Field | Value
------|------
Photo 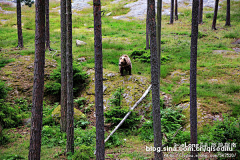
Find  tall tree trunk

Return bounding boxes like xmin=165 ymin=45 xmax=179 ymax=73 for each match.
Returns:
xmin=212 ymin=0 xmax=219 ymax=30
xmin=199 ymin=0 xmax=203 ymax=24
xmin=60 ymin=0 xmax=67 ymax=133
xmin=149 ymin=0 xmax=163 ymax=159
xmin=146 ymin=2 xmax=150 ymax=50
xmin=170 ymin=0 xmax=174 ymax=24
xmin=225 ymin=0 xmax=230 ymax=26
xmin=17 ymin=0 xmax=23 ymax=48
xmin=93 ymin=0 xmax=105 ymax=158
xmin=66 ymin=0 xmax=74 ymax=154
xmin=190 ymin=0 xmax=199 ymax=159
xmin=45 ymin=0 xmax=50 ymax=50
xmin=174 ymin=0 xmax=178 ymax=20
xmin=157 ymin=0 xmax=162 ymax=81
xmin=28 ymin=0 xmax=45 ymax=159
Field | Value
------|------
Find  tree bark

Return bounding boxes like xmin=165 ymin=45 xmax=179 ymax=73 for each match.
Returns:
xmin=17 ymin=0 xmax=23 ymax=48
xmin=146 ymin=1 xmax=150 ymax=50
xmin=66 ymin=0 xmax=74 ymax=154
xmin=225 ymin=0 xmax=230 ymax=26
xmin=199 ymin=0 xmax=203 ymax=24
xmin=93 ymin=0 xmax=105 ymax=158
xmin=60 ymin=0 xmax=67 ymax=133
xmin=212 ymin=0 xmax=219 ymax=30
xmin=190 ymin=0 xmax=199 ymax=159
xmin=157 ymin=0 xmax=162 ymax=83
xmin=28 ymin=0 xmax=45 ymax=159
xmin=170 ymin=0 xmax=174 ymax=24
xmin=149 ymin=0 xmax=163 ymax=159
xmin=45 ymin=0 xmax=50 ymax=50
xmin=174 ymin=0 xmax=178 ymax=20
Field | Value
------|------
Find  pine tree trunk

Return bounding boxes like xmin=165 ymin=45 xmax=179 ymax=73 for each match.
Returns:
xmin=146 ymin=2 xmax=150 ymax=50
xmin=60 ymin=0 xmax=67 ymax=133
xmin=66 ymin=0 xmax=74 ymax=154
xmin=170 ymin=0 xmax=174 ymax=24
xmin=190 ymin=0 xmax=199 ymax=159
xmin=17 ymin=0 xmax=23 ymax=48
xmin=199 ymin=0 xmax=203 ymax=24
xmin=149 ymin=0 xmax=163 ymax=159
xmin=93 ymin=0 xmax=105 ymax=158
xmin=225 ymin=0 xmax=230 ymax=26
xmin=212 ymin=0 xmax=219 ymax=30
xmin=157 ymin=0 xmax=162 ymax=81
xmin=174 ymin=0 xmax=178 ymax=20
xmin=45 ymin=0 xmax=50 ymax=50
xmin=28 ymin=0 xmax=45 ymax=159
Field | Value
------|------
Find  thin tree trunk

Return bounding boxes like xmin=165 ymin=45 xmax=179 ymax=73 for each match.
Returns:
xmin=212 ymin=0 xmax=219 ymax=30
xmin=60 ymin=0 xmax=67 ymax=133
xmin=190 ymin=0 xmax=199 ymax=159
xmin=93 ymin=0 xmax=105 ymax=158
xmin=28 ymin=0 xmax=45 ymax=159
xmin=157 ymin=0 xmax=162 ymax=84
xmin=45 ymin=0 xmax=50 ymax=50
xmin=17 ymin=0 xmax=23 ymax=48
xmin=170 ymin=0 xmax=174 ymax=24
xmin=174 ymin=0 xmax=178 ymax=20
xmin=225 ymin=0 xmax=230 ymax=26
xmin=146 ymin=2 xmax=150 ymax=50
xmin=66 ymin=0 xmax=74 ymax=154
xmin=149 ymin=0 xmax=163 ymax=158
xmin=199 ymin=0 xmax=203 ymax=24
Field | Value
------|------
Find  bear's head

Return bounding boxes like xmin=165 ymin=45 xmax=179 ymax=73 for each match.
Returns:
xmin=119 ymin=56 xmax=127 ymax=66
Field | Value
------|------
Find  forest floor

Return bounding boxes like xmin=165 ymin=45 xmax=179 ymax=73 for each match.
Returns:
xmin=0 ymin=0 xmax=240 ymax=159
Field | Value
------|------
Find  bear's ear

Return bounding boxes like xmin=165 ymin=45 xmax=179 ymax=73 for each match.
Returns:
xmin=124 ymin=55 xmax=128 ymax=57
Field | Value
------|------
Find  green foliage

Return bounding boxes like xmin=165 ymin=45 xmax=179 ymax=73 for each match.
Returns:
xmin=74 ymin=127 xmax=96 ymax=147
xmin=14 ymin=98 xmax=31 ymax=112
xmin=105 ymin=106 xmax=140 ymax=128
xmin=74 ymin=97 xmax=86 ymax=107
xmin=138 ymin=108 xmax=185 ymax=144
xmin=1 ymin=154 xmax=25 ymax=160
xmin=45 ymin=62 xmax=89 ymax=98
xmin=105 ymin=88 xmax=141 ymax=128
xmin=199 ymin=115 xmax=240 ymax=158
xmin=73 ymin=145 xmax=95 ymax=160
xmin=0 ymin=80 xmax=10 ymax=99
xmin=74 ymin=119 xmax=90 ymax=129
xmin=223 ymin=31 xmax=239 ymax=39
xmin=0 ymin=58 xmax=14 ymax=70
xmin=105 ymin=132 xmax=124 ymax=148
xmin=0 ymin=99 xmax=23 ymax=128
xmin=109 ymin=87 xmax=124 ymax=106
xmin=130 ymin=49 xmax=171 ymax=64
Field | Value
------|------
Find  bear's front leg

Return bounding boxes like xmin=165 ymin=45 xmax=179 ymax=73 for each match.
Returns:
xmin=120 ymin=68 xmax=124 ymax=76
xmin=129 ymin=68 xmax=132 ymax=75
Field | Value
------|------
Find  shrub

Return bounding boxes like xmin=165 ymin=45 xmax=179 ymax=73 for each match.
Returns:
xmin=0 ymin=99 xmax=23 ymax=128
xmin=138 ymin=108 xmax=185 ymax=144
xmin=73 ymin=145 xmax=95 ymax=160
xmin=104 ymin=88 xmax=141 ymax=129
xmin=105 ymin=132 xmax=124 ymax=148
xmin=130 ymin=49 xmax=171 ymax=64
xmin=74 ymin=97 xmax=87 ymax=108
xmin=0 ymin=80 xmax=10 ymax=99
xmin=45 ymin=62 xmax=89 ymax=97
xmin=199 ymin=115 xmax=240 ymax=158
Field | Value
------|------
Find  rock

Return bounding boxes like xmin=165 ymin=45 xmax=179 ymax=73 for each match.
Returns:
xmin=23 ymin=118 xmax=31 ymax=126
xmin=103 ymin=85 xmax=108 ymax=93
xmin=51 ymin=105 xmax=86 ymax=123
xmin=76 ymin=40 xmax=87 ymax=46
xmin=231 ymin=39 xmax=240 ymax=44
xmin=77 ymin=57 xmax=86 ymax=62
xmin=106 ymin=73 xmax=115 ymax=77
xmin=212 ymin=50 xmax=235 ymax=54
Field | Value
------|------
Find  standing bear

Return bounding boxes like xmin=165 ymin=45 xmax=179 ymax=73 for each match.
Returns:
xmin=119 ymin=55 xmax=132 ymax=76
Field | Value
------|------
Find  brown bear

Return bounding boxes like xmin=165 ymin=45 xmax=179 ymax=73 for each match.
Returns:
xmin=119 ymin=55 xmax=132 ymax=76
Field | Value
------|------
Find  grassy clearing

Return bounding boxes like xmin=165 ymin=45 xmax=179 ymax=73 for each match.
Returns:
xmin=0 ymin=0 xmax=239 ymax=159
